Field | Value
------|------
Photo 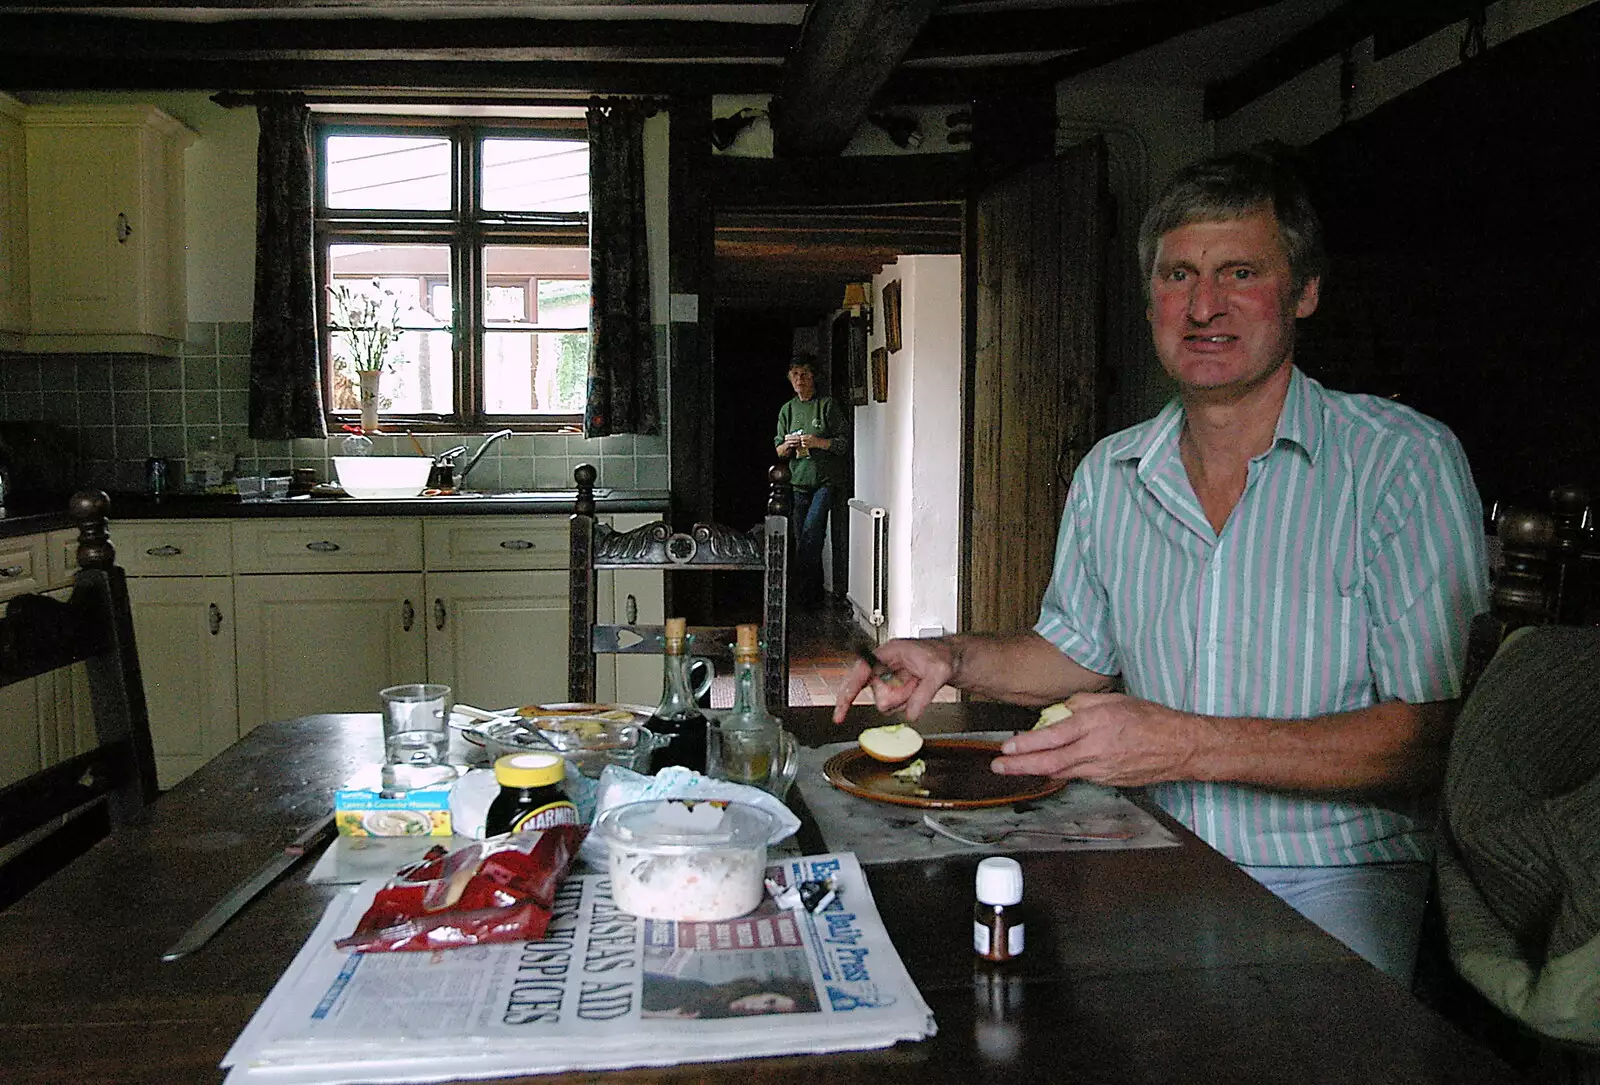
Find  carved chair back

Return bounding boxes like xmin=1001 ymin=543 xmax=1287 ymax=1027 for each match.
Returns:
xmin=568 ymin=463 xmax=792 ymax=716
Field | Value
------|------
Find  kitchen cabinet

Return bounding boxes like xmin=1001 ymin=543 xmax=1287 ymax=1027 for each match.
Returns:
xmin=22 ymin=104 xmax=193 ymax=355
xmin=115 ymin=520 xmax=239 ymax=789
xmin=0 ymin=529 xmax=88 ymax=802
xmin=234 ymin=572 xmax=427 ymax=731
xmin=0 ymin=93 xmax=27 ymax=349
xmin=115 ymin=510 xmax=663 ymax=777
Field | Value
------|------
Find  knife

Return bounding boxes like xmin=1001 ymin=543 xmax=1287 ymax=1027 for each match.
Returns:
xmin=161 ymin=813 xmax=336 ymax=962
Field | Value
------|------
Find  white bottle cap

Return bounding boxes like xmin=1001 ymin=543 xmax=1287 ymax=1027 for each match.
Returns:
xmin=975 ymin=856 xmax=1023 ymax=906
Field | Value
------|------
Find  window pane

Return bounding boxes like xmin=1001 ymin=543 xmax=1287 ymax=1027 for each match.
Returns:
xmin=328 ymin=243 xmax=454 ymax=416
xmin=482 ymin=138 xmax=588 ymax=213
xmin=326 ymin=135 xmax=452 ymax=211
xmin=483 ymin=245 xmax=588 ymax=329
xmin=484 ymin=331 xmax=588 ymax=415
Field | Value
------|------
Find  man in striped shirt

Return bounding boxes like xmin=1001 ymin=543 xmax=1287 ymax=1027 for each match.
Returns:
xmin=833 ymin=148 xmax=1490 ymax=981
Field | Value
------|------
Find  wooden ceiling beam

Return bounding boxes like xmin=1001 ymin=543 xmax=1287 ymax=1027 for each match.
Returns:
xmin=1203 ymin=1 xmax=1374 ymax=121
xmin=1039 ymin=0 xmax=1283 ymax=85
xmin=909 ymin=2 xmax=1185 ymax=59
xmin=769 ymin=0 xmax=941 ymax=159
xmin=0 ymin=56 xmax=781 ymax=94
xmin=0 ymin=13 xmax=793 ymax=61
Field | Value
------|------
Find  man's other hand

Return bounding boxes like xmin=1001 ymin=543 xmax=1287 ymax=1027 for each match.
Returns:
xmin=992 ymin=692 xmax=1199 ymax=786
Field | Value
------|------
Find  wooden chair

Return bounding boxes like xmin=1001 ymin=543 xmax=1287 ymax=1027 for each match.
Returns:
xmin=568 ymin=462 xmax=792 ymax=716
xmin=0 ymin=491 xmax=157 ymax=909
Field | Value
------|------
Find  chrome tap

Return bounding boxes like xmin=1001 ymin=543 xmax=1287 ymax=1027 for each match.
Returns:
xmin=457 ymin=429 xmax=515 ymax=488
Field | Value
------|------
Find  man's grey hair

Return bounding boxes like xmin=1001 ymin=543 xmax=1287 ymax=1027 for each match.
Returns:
xmin=1137 ymin=146 xmax=1326 ymax=296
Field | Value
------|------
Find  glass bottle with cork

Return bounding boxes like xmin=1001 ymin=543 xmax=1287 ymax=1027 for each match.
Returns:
xmin=646 ymin=616 xmax=709 ymax=774
xmin=708 ymin=623 xmax=793 ymax=793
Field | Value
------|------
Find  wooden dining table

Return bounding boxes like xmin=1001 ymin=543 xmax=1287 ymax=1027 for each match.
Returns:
xmin=0 ymin=702 xmax=1523 ymax=1084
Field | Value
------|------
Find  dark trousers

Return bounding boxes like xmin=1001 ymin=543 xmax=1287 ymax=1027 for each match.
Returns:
xmin=790 ymin=484 xmax=834 ymax=607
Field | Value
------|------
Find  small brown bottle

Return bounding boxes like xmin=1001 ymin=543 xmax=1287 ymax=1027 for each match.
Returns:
xmin=973 ymin=856 xmax=1025 ymax=962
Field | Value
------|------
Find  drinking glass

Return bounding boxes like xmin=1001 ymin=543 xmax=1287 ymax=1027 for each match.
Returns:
xmin=379 ymin=683 xmax=453 ymax=780
xmin=707 ymin=720 xmax=798 ymax=799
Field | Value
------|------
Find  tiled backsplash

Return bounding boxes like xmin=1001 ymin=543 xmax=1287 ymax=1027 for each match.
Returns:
xmin=0 ymin=321 xmax=669 ymax=494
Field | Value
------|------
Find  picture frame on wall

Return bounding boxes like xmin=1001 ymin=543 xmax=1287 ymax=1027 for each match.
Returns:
xmin=871 ymin=347 xmax=888 ymax=403
xmin=883 ymin=279 xmax=903 ymax=352
xmin=836 ymin=309 xmax=869 ymax=406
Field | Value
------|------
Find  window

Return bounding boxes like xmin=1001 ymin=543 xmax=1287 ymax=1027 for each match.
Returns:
xmin=315 ymin=119 xmax=590 ymax=431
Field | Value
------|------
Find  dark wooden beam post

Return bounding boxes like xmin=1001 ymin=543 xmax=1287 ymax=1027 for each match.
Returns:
xmin=770 ymin=0 xmax=941 ymax=159
xmin=668 ymin=95 xmax=716 ymax=624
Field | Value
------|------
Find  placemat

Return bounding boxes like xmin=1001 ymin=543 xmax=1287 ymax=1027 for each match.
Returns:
xmin=794 ymin=734 xmax=1178 ymax=865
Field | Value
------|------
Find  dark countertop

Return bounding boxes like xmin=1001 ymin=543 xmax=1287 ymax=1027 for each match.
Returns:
xmin=0 ymin=488 xmax=671 ymax=540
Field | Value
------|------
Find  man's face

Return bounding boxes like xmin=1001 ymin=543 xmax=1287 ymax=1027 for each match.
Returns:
xmin=1146 ymin=209 xmax=1320 ymax=398
xmin=788 ymin=365 xmax=816 ymax=400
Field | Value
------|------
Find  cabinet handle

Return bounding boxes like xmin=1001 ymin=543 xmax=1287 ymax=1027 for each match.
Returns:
xmin=208 ymin=602 xmax=223 ymax=636
xmin=306 ymin=540 xmax=341 ymax=553
xmin=625 ymin=593 xmax=638 ymax=624
xmin=0 ymin=565 xmax=23 ymax=579
xmin=116 ymin=212 xmax=132 ymax=244
xmin=402 ymin=599 xmax=415 ymax=632
xmin=498 ymin=539 xmax=535 ymax=551
xmin=146 ymin=545 xmax=183 ymax=557
xmin=434 ymin=598 xmax=447 ymax=631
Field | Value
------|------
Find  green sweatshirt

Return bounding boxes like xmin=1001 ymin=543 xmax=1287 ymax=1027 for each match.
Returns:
xmin=774 ymin=395 xmax=850 ymax=490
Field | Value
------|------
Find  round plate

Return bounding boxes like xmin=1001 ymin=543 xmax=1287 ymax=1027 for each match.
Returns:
xmin=822 ymin=737 xmax=1067 ymax=810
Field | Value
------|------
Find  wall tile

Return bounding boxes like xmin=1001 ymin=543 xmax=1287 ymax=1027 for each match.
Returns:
xmin=114 ymin=391 xmax=150 ymax=426
xmin=218 ymin=322 xmax=252 ymax=356
xmin=39 ymin=362 xmax=76 ymax=392
xmin=218 ymin=356 xmax=251 ymax=390
xmin=183 ymin=356 xmax=220 ymax=389
xmin=148 ymin=358 xmax=184 ymax=390
xmin=185 ymin=322 xmax=218 ymax=355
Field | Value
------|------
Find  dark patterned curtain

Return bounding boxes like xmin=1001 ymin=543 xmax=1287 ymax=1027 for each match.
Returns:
xmin=584 ymin=100 xmax=659 ymax=437
xmin=249 ymin=95 xmax=327 ymax=439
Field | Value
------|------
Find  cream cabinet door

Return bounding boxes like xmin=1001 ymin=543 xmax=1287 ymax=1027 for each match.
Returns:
xmin=23 ymin=105 xmax=192 ymax=353
xmin=608 ymin=513 xmax=666 ymax=707
xmin=424 ymin=570 xmax=573 ymax=711
xmin=234 ymin=573 xmax=427 ymax=732
xmin=0 ymin=94 xmax=26 ymax=344
xmin=126 ymin=576 xmax=238 ymax=788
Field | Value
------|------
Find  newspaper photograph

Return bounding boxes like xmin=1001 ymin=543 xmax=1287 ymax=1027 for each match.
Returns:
xmin=223 ymin=852 xmax=935 ymax=1084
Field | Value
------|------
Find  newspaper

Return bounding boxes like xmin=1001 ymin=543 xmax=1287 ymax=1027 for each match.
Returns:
xmin=223 ymin=852 xmax=934 ymax=1084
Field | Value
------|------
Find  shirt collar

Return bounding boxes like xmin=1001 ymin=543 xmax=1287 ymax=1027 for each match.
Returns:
xmin=1111 ymin=365 xmax=1324 ymax=472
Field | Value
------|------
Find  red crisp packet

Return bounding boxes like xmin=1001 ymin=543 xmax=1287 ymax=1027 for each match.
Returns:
xmin=335 ymin=825 xmax=585 ymax=953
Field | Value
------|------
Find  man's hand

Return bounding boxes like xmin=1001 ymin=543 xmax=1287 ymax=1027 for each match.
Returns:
xmin=992 ymin=692 xmax=1199 ymax=785
xmin=831 ymin=637 xmax=956 ymax=723
xmin=776 ymin=433 xmax=801 ymax=457
xmin=799 ymin=434 xmax=831 ymax=452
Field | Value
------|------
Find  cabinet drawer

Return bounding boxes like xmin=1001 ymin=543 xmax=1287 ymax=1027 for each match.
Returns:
xmin=115 ymin=520 xmax=234 ymax=576
xmin=0 ymin=533 xmax=47 ymax=603
xmin=234 ymin=517 xmax=422 ymax=574
xmin=46 ymin=528 xmax=81 ymax=589
xmin=423 ymin=516 xmax=569 ymax=571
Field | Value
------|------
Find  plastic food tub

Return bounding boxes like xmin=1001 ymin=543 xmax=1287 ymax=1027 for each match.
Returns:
xmin=332 ymin=456 xmax=433 ymax=499
xmin=592 ymin=799 xmax=775 ymax=921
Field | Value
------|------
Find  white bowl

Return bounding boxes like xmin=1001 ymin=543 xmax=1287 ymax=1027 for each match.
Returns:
xmin=333 ymin=456 xmax=432 ymax=499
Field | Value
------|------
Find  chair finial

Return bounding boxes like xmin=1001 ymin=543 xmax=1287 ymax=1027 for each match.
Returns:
xmin=70 ymin=490 xmax=115 ymax=570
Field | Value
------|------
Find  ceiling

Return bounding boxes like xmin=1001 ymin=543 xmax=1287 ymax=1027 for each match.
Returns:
xmin=0 ymin=0 xmax=1478 ymax=309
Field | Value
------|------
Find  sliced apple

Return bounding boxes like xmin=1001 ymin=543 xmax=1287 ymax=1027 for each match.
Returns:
xmin=858 ymin=723 xmax=924 ymax=762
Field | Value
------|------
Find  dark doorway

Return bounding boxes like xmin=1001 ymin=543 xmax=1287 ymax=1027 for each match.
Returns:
xmin=711 ymin=307 xmax=827 ymax=620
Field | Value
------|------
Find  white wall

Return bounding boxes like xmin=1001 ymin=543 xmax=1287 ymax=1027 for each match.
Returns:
xmin=851 ymin=255 xmax=962 ymax=640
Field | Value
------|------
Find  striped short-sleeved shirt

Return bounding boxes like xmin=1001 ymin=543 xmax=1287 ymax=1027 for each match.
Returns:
xmin=1035 ymin=367 xmax=1490 ymax=867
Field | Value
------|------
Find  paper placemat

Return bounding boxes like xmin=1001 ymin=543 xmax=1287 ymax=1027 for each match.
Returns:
xmin=794 ymin=734 xmax=1178 ymax=865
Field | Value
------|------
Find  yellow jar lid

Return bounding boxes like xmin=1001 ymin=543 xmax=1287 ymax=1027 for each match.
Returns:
xmin=494 ymin=752 xmax=564 ymax=788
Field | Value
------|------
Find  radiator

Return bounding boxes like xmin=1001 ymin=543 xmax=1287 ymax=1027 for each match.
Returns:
xmin=846 ymin=498 xmax=887 ymax=627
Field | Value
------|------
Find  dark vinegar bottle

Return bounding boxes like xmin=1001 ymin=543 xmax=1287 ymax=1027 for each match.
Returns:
xmin=646 ymin=616 xmax=709 ymax=774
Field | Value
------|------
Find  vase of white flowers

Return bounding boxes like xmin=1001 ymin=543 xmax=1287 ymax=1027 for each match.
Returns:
xmin=328 ymin=280 xmax=404 ymax=434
